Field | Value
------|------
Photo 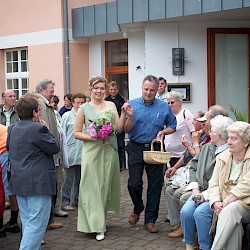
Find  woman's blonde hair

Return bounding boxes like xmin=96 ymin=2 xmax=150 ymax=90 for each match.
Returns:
xmin=89 ymin=76 xmax=107 ymax=88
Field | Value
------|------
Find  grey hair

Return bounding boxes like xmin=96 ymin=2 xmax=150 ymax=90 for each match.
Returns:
xmin=142 ymin=75 xmax=159 ymax=88
xmin=167 ymin=91 xmax=183 ymax=103
xmin=197 ymin=110 xmax=206 ymax=118
xmin=227 ymin=121 xmax=250 ymax=143
xmin=207 ymin=105 xmax=228 ymax=120
xmin=35 ymin=79 xmax=55 ymax=93
xmin=210 ymin=115 xmax=234 ymax=141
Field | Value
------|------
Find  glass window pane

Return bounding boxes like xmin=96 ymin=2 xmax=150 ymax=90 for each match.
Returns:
xmin=12 ymin=51 xmax=18 ymax=61
xmin=215 ymin=34 xmax=248 ymax=120
xmin=107 ymin=73 xmax=129 ymax=99
xmin=21 ymin=62 xmax=27 ymax=72
xmin=21 ymin=50 xmax=27 ymax=60
xmin=7 ymin=79 xmax=12 ymax=89
xmin=22 ymin=78 xmax=28 ymax=88
xmin=6 ymin=52 xmax=11 ymax=62
xmin=7 ymin=63 xmax=12 ymax=73
xmin=14 ymin=90 xmax=19 ymax=100
xmin=106 ymin=40 xmax=128 ymax=67
xmin=13 ymin=62 xmax=18 ymax=72
xmin=22 ymin=89 xmax=28 ymax=95
xmin=13 ymin=79 xmax=18 ymax=89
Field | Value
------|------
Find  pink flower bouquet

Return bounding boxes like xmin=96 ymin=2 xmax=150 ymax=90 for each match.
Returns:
xmin=88 ymin=112 xmax=114 ymax=141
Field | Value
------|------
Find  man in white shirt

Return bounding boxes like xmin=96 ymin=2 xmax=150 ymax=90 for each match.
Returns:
xmin=156 ymin=77 xmax=168 ymax=102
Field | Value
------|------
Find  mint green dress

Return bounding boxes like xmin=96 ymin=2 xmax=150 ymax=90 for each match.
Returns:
xmin=77 ymin=103 xmax=120 ymax=233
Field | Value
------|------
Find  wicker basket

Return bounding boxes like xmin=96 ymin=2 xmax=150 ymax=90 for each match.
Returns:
xmin=143 ymin=140 xmax=170 ymax=164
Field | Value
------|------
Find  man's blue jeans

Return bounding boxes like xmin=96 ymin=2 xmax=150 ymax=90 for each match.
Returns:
xmin=17 ymin=195 xmax=51 ymax=250
xmin=180 ymin=198 xmax=213 ymax=249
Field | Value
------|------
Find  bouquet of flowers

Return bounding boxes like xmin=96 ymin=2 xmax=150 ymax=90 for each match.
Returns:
xmin=88 ymin=111 xmax=114 ymax=141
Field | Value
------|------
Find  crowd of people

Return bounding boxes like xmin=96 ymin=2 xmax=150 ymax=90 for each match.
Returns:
xmin=0 ymin=75 xmax=249 ymax=250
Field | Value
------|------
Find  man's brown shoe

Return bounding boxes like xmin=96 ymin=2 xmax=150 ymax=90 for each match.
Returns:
xmin=47 ymin=222 xmax=63 ymax=230
xmin=170 ymin=224 xmax=180 ymax=232
xmin=128 ymin=212 xmax=140 ymax=225
xmin=143 ymin=223 xmax=159 ymax=233
xmin=168 ymin=224 xmax=183 ymax=238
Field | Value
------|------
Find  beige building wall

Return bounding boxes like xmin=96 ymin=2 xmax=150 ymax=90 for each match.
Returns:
xmin=69 ymin=42 xmax=89 ymax=96
xmin=0 ymin=0 xmax=109 ymax=104
xmin=28 ymin=43 xmax=65 ymax=94
xmin=0 ymin=0 xmax=63 ymax=36
xmin=0 ymin=51 xmax=4 ymax=95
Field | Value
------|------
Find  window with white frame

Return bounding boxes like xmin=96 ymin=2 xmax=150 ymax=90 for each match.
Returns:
xmin=5 ymin=48 xmax=29 ymax=99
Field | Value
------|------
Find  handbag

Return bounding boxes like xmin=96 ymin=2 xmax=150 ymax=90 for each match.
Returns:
xmin=143 ymin=140 xmax=170 ymax=164
xmin=223 ymin=180 xmax=250 ymax=210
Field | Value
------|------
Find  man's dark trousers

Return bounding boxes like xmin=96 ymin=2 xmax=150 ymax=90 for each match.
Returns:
xmin=127 ymin=141 xmax=163 ymax=224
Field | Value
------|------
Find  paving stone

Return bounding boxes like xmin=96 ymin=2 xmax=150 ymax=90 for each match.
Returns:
xmin=0 ymin=170 xmax=185 ymax=250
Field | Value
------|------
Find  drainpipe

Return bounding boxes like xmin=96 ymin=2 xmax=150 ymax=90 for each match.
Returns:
xmin=64 ymin=0 xmax=70 ymax=93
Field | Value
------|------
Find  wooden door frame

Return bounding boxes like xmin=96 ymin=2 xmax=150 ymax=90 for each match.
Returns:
xmin=207 ymin=28 xmax=250 ymax=121
xmin=105 ymin=39 xmax=128 ymax=95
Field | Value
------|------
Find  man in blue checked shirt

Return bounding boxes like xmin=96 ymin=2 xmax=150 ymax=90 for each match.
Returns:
xmin=123 ymin=75 xmax=176 ymax=233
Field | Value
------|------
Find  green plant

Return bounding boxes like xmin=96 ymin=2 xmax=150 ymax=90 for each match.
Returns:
xmin=229 ymin=104 xmax=247 ymax=122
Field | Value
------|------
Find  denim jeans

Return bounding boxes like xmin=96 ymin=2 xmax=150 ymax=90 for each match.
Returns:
xmin=0 ymin=151 xmax=13 ymax=196
xmin=17 ymin=195 xmax=51 ymax=250
xmin=180 ymin=198 xmax=213 ymax=249
xmin=61 ymin=165 xmax=80 ymax=206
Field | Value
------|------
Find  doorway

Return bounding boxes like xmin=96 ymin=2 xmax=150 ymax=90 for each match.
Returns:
xmin=105 ymin=39 xmax=128 ymax=99
xmin=207 ymin=28 xmax=250 ymax=122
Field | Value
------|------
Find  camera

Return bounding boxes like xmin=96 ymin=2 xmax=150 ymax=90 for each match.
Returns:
xmin=192 ymin=195 xmax=202 ymax=202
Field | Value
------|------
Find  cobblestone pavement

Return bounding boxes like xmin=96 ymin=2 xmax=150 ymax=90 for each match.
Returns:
xmin=0 ymin=170 xmax=185 ymax=250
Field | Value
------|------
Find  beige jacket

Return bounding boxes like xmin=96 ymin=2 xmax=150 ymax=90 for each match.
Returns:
xmin=208 ymin=146 xmax=250 ymax=207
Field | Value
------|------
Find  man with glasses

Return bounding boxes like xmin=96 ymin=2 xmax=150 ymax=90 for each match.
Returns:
xmin=0 ymin=89 xmax=20 ymax=235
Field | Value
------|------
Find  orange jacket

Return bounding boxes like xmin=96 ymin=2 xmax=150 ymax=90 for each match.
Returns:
xmin=0 ymin=124 xmax=7 ymax=154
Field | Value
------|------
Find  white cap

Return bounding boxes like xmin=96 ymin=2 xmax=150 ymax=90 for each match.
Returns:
xmin=197 ymin=113 xmax=207 ymax=122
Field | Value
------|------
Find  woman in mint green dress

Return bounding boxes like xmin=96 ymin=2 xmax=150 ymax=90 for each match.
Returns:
xmin=74 ymin=76 xmax=127 ymax=241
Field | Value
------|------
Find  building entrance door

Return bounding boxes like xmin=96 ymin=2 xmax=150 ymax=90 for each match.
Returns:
xmin=105 ymin=39 xmax=128 ymax=99
xmin=207 ymin=28 xmax=250 ymax=122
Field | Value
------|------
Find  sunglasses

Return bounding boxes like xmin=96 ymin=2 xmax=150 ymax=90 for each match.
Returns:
xmin=168 ymin=101 xmax=175 ymax=105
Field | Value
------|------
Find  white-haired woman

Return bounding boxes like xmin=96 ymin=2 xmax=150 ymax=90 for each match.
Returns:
xmin=208 ymin=121 xmax=250 ymax=250
xmin=164 ymin=91 xmax=195 ymax=167
xmin=180 ymin=115 xmax=234 ymax=250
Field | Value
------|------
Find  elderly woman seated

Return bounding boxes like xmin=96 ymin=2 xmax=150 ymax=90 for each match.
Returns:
xmin=208 ymin=121 xmax=250 ymax=250
xmin=180 ymin=115 xmax=234 ymax=250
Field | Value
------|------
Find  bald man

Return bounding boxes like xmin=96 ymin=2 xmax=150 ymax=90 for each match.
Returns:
xmin=0 ymin=90 xmax=19 ymax=126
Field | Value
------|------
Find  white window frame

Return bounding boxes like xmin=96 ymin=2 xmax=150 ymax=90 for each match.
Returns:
xmin=5 ymin=48 xmax=29 ymax=99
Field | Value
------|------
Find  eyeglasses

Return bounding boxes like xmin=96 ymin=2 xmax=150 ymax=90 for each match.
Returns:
xmin=168 ymin=101 xmax=175 ymax=105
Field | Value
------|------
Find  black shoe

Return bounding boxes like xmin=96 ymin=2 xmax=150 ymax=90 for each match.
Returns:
xmin=164 ymin=218 xmax=170 ymax=223
xmin=4 ymin=221 xmax=20 ymax=233
xmin=41 ymin=240 xmax=46 ymax=245
xmin=0 ymin=228 xmax=7 ymax=237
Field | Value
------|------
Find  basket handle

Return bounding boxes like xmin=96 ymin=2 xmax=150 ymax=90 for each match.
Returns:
xmin=151 ymin=140 xmax=164 ymax=152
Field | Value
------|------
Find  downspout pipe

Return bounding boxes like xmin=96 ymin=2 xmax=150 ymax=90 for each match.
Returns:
xmin=64 ymin=0 xmax=70 ymax=93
